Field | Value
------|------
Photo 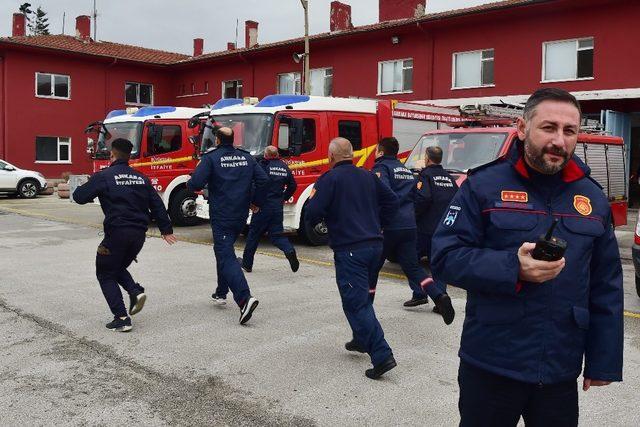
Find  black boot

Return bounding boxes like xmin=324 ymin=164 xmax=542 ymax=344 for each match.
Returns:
xmin=285 ymin=250 xmax=299 ymax=273
xmin=237 ymin=257 xmax=252 ymax=273
xmin=365 ymin=355 xmax=397 ymax=379
xmin=434 ymin=294 xmax=455 ymax=325
xmin=345 ymin=339 xmax=366 ymax=353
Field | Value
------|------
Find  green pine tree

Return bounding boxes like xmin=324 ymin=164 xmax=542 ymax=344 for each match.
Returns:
xmin=33 ymin=7 xmax=49 ymax=35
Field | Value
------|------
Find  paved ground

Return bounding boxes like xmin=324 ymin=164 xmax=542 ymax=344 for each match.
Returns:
xmin=1 ymin=195 xmax=639 ymax=426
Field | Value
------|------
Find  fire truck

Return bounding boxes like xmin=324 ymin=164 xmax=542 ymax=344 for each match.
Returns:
xmin=403 ymin=103 xmax=628 ymax=226
xmin=193 ymin=94 xmax=463 ymax=245
xmin=84 ymin=100 xmax=244 ymax=226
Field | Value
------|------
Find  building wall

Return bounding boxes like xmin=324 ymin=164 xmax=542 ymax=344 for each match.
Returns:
xmin=170 ymin=0 xmax=640 ymax=105
xmin=0 ymin=50 xmax=171 ymax=177
xmin=430 ymin=0 xmax=640 ymax=100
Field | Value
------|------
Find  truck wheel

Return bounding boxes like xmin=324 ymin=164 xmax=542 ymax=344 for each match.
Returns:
xmin=18 ymin=179 xmax=39 ymax=198
xmin=169 ymin=188 xmax=200 ymax=226
xmin=636 ymin=275 xmax=640 ymax=298
xmin=299 ymin=209 xmax=329 ymax=246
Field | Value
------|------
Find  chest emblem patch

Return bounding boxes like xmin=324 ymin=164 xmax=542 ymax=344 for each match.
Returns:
xmin=501 ymin=190 xmax=528 ymax=203
xmin=574 ymin=195 xmax=592 ymax=216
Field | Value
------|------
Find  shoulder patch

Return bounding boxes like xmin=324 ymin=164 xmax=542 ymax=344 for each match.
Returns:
xmin=574 ymin=195 xmax=593 ymax=216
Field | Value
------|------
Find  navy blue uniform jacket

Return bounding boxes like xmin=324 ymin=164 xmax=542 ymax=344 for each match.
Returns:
xmin=371 ymin=155 xmax=417 ymax=231
xmin=72 ymin=159 xmax=173 ymax=235
xmin=305 ymin=160 xmax=399 ymax=251
xmin=187 ymin=144 xmax=269 ymax=223
xmin=431 ymin=140 xmax=623 ymax=385
xmin=259 ymin=157 xmax=297 ymax=212
xmin=415 ymin=164 xmax=459 ymax=235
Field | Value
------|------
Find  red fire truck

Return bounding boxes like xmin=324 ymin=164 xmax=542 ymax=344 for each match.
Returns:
xmin=402 ymin=104 xmax=628 ymax=226
xmin=85 ymin=102 xmax=242 ymax=225
xmin=192 ymin=94 xmax=463 ymax=244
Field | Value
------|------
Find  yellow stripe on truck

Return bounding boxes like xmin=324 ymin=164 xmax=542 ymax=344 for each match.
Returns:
xmin=129 ymin=156 xmax=194 ymax=168
xmin=289 ymin=145 xmax=377 ymax=170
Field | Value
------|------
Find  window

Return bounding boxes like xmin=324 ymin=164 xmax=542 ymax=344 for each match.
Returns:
xmin=453 ymin=49 xmax=494 ymax=88
xmin=35 ymin=137 xmax=71 ymax=163
xmin=543 ymin=38 xmax=594 ymax=81
xmin=378 ymin=59 xmax=413 ymax=94
xmin=310 ymin=68 xmax=333 ymax=96
xmin=278 ymin=72 xmax=302 ymax=95
xmin=338 ymin=121 xmax=362 ymax=150
xmin=301 ymin=119 xmax=316 ymax=154
xmin=223 ymin=80 xmax=243 ymax=98
xmin=125 ymin=82 xmax=153 ymax=105
xmin=149 ymin=125 xmax=182 ymax=155
xmin=35 ymin=72 xmax=70 ymax=99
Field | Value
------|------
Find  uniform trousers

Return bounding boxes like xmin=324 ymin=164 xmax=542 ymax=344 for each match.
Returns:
xmin=212 ymin=220 xmax=251 ymax=307
xmin=242 ymin=209 xmax=294 ymax=268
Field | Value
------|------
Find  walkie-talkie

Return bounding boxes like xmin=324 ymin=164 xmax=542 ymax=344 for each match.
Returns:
xmin=531 ymin=218 xmax=567 ymax=261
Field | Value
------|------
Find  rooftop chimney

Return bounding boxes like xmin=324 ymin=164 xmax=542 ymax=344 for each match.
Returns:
xmin=227 ymin=42 xmax=236 ymax=51
xmin=75 ymin=15 xmax=91 ymax=41
xmin=330 ymin=1 xmax=353 ymax=32
xmin=193 ymin=38 xmax=204 ymax=57
xmin=379 ymin=0 xmax=425 ymax=22
xmin=12 ymin=13 xmax=26 ymax=37
xmin=245 ymin=20 xmax=259 ymax=49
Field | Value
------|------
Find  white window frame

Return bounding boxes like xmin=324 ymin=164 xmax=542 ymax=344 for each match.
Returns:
xmin=35 ymin=136 xmax=72 ymax=164
xmin=277 ymin=72 xmax=302 ymax=95
xmin=451 ymin=48 xmax=496 ymax=90
xmin=541 ymin=37 xmax=595 ymax=83
xmin=377 ymin=58 xmax=413 ymax=96
xmin=125 ymin=82 xmax=154 ymax=106
xmin=221 ymin=79 xmax=243 ymax=99
xmin=310 ymin=67 xmax=333 ymax=97
xmin=35 ymin=72 xmax=71 ymax=100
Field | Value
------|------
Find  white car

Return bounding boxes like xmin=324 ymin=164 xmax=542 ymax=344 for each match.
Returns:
xmin=0 ymin=159 xmax=47 ymax=198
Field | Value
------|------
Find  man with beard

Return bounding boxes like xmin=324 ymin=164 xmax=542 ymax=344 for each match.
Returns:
xmin=431 ymin=88 xmax=623 ymax=426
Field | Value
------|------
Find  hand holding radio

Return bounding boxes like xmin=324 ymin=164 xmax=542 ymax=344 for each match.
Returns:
xmin=518 ymin=220 xmax=567 ymax=283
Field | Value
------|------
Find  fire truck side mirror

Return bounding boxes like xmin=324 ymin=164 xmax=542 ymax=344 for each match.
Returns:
xmin=277 ymin=116 xmax=304 ymax=156
xmin=86 ymin=138 xmax=95 ymax=155
xmin=278 ymin=123 xmax=290 ymax=151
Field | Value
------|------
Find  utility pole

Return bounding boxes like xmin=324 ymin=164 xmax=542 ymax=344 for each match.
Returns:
xmin=300 ymin=0 xmax=310 ymax=95
xmin=92 ymin=0 xmax=97 ymax=39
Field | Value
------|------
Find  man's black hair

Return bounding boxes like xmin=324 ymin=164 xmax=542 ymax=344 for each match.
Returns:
xmin=426 ymin=146 xmax=443 ymax=164
xmin=378 ymin=137 xmax=399 ymax=157
xmin=523 ymin=88 xmax=582 ymax=120
xmin=111 ymin=138 xmax=133 ymax=160
xmin=217 ymin=127 xmax=235 ymax=146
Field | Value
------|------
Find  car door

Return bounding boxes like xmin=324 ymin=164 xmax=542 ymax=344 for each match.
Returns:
xmin=0 ymin=160 xmax=19 ymax=190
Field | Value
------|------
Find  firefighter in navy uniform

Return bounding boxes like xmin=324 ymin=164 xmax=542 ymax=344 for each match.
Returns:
xmin=305 ymin=137 xmax=399 ymax=379
xmin=431 ymin=89 xmax=623 ymax=426
xmin=414 ymin=145 xmax=459 ymax=314
xmin=73 ymin=138 xmax=176 ymax=332
xmin=239 ymin=146 xmax=299 ymax=273
xmin=371 ymin=137 xmax=454 ymax=324
xmin=187 ymin=127 xmax=268 ymax=325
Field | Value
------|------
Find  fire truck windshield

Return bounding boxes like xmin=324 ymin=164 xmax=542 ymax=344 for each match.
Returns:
xmin=96 ymin=122 xmax=143 ymax=159
xmin=404 ymin=132 xmax=508 ymax=173
xmin=201 ymin=114 xmax=274 ymax=156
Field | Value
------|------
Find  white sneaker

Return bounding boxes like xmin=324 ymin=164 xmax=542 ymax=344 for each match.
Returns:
xmin=239 ymin=297 xmax=259 ymax=325
xmin=212 ymin=294 xmax=227 ymax=306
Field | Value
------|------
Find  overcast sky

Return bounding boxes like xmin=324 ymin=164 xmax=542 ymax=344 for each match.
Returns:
xmin=2 ymin=0 xmax=503 ymax=54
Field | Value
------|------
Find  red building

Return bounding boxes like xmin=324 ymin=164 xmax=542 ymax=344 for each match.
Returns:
xmin=1 ymin=0 xmax=639 ymax=180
